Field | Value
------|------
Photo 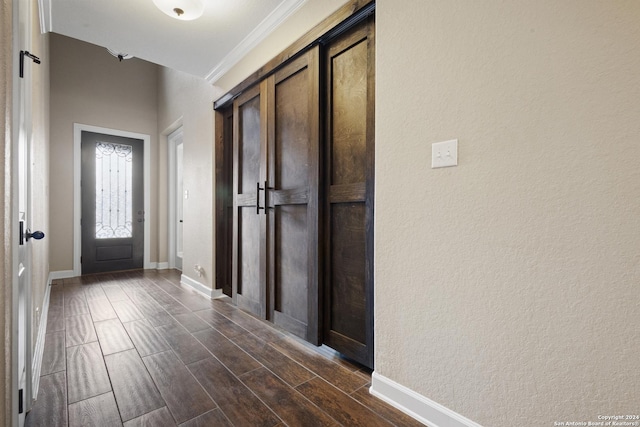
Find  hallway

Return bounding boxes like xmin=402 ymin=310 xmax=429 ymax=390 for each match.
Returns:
xmin=25 ymin=270 xmax=420 ymax=427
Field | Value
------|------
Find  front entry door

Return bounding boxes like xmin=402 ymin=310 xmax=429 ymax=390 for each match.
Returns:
xmin=81 ymin=131 xmax=144 ymax=274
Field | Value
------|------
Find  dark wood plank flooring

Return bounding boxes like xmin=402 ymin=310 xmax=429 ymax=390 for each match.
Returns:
xmin=25 ymin=270 xmax=423 ymax=427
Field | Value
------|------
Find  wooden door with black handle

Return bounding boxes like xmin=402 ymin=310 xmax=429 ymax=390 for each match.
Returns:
xmin=232 ymin=83 xmax=268 ymax=318
xmin=266 ymin=48 xmax=321 ymax=343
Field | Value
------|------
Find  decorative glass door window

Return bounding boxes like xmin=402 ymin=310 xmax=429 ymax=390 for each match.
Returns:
xmin=95 ymin=142 xmax=133 ymax=239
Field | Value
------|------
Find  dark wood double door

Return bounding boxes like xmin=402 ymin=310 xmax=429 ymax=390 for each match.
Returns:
xmin=227 ymin=17 xmax=374 ymax=367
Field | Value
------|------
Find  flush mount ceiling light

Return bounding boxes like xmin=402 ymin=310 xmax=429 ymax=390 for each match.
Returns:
xmin=152 ymin=0 xmax=205 ymax=21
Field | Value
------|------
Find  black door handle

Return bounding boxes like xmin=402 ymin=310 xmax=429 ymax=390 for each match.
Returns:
xmin=256 ymin=182 xmax=265 ymax=214
xmin=26 ymin=229 xmax=45 ymax=241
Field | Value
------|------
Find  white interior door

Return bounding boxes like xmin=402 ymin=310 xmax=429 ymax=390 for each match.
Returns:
xmin=14 ymin=0 xmax=36 ymax=425
xmin=169 ymin=128 xmax=184 ymax=270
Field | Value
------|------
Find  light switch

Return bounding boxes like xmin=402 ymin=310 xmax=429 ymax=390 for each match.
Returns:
xmin=184 ymin=190 xmax=189 ymax=199
xmin=432 ymin=139 xmax=458 ymax=168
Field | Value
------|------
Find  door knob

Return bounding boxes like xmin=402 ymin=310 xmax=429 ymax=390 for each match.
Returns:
xmin=25 ymin=229 xmax=45 ymax=241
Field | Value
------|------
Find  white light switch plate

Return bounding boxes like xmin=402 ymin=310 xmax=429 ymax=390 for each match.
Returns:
xmin=432 ymin=139 xmax=458 ymax=168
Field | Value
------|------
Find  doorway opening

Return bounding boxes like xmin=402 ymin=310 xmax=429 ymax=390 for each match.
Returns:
xmin=168 ymin=127 xmax=184 ymax=271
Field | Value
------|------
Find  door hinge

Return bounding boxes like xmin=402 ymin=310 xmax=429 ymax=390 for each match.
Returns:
xmin=80 ymin=256 xmax=83 ymax=264
xmin=19 ymin=50 xmax=41 ymax=78
xmin=19 ymin=221 xmax=25 ymax=245
xmin=18 ymin=389 xmax=23 ymax=414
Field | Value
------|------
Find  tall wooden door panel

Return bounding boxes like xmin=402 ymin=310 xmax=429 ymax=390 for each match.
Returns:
xmin=232 ymin=84 xmax=267 ymax=318
xmin=267 ymin=50 xmax=320 ymax=343
xmin=324 ymin=18 xmax=375 ymax=368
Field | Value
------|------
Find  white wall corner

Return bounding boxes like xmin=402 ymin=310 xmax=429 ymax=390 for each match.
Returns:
xmin=32 ymin=276 xmax=53 ymax=401
xmin=370 ymin=372 xmax=484 ymax=427
xmin=180 ymin=274 xmax=222 ymax=300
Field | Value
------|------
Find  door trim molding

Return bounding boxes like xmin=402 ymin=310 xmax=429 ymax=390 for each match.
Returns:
xmin=167 ymin=126 xmax=183 ymax=270
xmin=370 ymin=372 xmax=483 ymax=427
xmin=73 ymin=123 xmax=151 ymax=276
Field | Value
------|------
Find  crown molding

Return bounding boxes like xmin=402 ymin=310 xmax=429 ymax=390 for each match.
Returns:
xmin=205 ymin=0 xmax=307 ymax=84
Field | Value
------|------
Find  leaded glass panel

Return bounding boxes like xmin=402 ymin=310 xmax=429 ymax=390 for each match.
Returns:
xmin=95 ymin=142 xmax=133 ymax=239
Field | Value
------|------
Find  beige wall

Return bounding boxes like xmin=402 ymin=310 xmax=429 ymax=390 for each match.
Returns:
xmin=376 ymin=1 xmax=640 ymax=425
xmin=49 ymin=34 xmax=159 ymax=272
xmin=157 ymin=67 xmax=220 ymax=288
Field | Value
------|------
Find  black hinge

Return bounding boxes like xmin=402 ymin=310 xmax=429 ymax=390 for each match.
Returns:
xmin=18 ymin=389 xmax=23 ymax=414
xmin=80 ymin=256 xmax=83 ymax=264
xmin=19 ymin=221 xmax=25 ymax=245
xmin=19 ymin=50 xmax=41 ymax=78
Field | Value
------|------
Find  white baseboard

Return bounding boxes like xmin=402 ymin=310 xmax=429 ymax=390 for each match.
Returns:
xmin=49 ymin=270 xmax=75 ymax=280
xmin=180 ymin=274 xmax=222 ymax=300
xmin=370 ymin=372 xmax=483 ymax=427
xmin=147 ymin=261 xmax=170 ymax=270
xmin=31 ymin=276 xmax=53 ymax=401
xmin=52 ymin=264 xmax=173 ymax=280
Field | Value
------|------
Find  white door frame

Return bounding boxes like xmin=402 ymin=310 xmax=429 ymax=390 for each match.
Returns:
xmin=73 ymin=123 xmax=151 ymax=276
xmin=168 ymin=126 xmax=183 ymax=270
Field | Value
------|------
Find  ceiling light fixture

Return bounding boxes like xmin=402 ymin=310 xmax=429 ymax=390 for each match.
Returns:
xmin=152 ymin=0 xmax=204 ymax=21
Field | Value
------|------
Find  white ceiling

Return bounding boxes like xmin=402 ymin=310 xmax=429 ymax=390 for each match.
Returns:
xmin=40 ymin=0 xmax=308 ymax=83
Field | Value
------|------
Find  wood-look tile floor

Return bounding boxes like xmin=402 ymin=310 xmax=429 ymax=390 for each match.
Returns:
xmin=26 ymin=270 xmax=423 ymax=427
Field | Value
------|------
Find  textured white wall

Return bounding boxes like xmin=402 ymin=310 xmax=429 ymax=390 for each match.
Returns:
xmin=157 ymin=67 xmax=220 ymax=288
xmin=49 ymin=34 xmax=159 ymax=271
xmin=375 ymin=1 xmax=640 ymax=425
